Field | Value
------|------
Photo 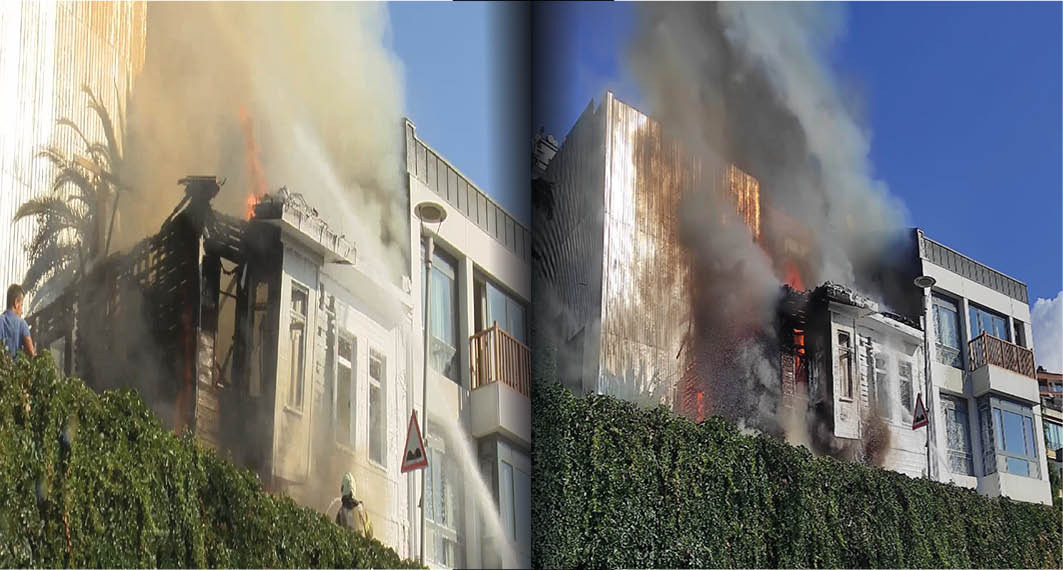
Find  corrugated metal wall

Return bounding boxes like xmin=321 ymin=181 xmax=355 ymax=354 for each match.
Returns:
xmin=0 ymin=0 xmax=145 ymax=301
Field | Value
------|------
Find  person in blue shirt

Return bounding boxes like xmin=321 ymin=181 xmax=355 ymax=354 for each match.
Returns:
xmin=1 ymin=284 xmax=35 ymax=359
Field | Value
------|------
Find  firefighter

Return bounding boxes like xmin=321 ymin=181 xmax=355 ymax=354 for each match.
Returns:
xmin=335 ymin=472 xmax=372 ymax=538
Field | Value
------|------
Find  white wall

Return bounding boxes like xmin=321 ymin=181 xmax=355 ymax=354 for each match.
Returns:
xmin=920 ymin=257 xmax=1051 ymax=504
xmin=830 ymin=305 xmax=929 ymax=479
xmin=271 ymin=239 xmax=414 ymax=556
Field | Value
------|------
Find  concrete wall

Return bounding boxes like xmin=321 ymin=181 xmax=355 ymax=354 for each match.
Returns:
xmin=918 ymin=245 xmax=1050 ymax=504
xmin=406 ymin=121 xmax=531 ymax=568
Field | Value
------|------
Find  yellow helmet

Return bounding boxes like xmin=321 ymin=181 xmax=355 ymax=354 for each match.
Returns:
xmin=341 ymin=472 xmax=356 ymax=498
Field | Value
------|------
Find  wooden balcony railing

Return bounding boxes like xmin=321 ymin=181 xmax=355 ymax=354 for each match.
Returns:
xmin=469 ymin=323 xmax=530 ymax=397
xmin=968 ymin=331 xmax=1035 ymax=378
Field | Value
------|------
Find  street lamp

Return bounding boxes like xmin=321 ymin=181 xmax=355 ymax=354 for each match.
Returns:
xmin=415 ymin=201 xmax=446 ymax=565
xmin=914 ymin=274 xmax=937 ymax=480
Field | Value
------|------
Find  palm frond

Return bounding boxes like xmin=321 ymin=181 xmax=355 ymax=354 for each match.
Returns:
xmin=13 ymin=196 xmax=80 ymax=225
xmin=83 ymin=84 xmax=121 ymax=165
xmin=26 ymin=262 xmax=78 ymax=314
xmin=36 ymin=146 xmax=72 ymax=170
xmin=56 ymin=117 xmax=96 ymax=156
xmin=25 ymin=215 xmax=87 ymax=264
xmin=50 ymin=166 xmax=98 ymax=206
xmin=22 ymin=242 xmax=81 ymax=294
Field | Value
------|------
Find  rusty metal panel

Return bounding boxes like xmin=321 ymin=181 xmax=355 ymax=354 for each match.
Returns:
xmin=597 ymin=94 xmax=702 ymax=407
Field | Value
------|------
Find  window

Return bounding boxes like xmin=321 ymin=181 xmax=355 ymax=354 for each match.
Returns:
xmin=335 ymin=336 xmax=355 ymax=447
xmin=942 ymin=394 xmax=973 ymax=476
xmin=368 ymin=350 xmax=386 ymax=465
xmin=969 ymin=304 xmax=1009 ymax=342
xmin=485 ymin=280 xmax=527 ymax=344
xmin=422 ymin=246 xmax=460 ymax=382
xmin=933 ymin=294 xmax=962 ymax=368
xmin=898 ymin=361 xmax=913 ymax=415
xmin=837 ymin=331 xmax=853 ymax=400
xmin=249 ymin=281 xmax=270 ymax=398
xmin=980 ymin=396 xmax=1039 ymax=478
xmin=499 ymin=460 xmax=531 ymax=550
xmin=871 ymin=354 xmax=892 ymax=420
xmin=500 ymin=461 xmax=514 ymax=542
xmin=1014 ymin=320 xmax=1027 ymax=348
xmin=287 ymin=285 xmax=308 ymax=410
xmin=1044 ymin=421 xmax=1063 ymax=453
xmin=426 ymin=445 xmax=463 ymax=567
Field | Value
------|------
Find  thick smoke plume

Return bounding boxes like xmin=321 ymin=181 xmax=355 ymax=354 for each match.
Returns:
xmin=118 ymin=2 xmax=408 ymax=282
xmin=100 ymin=3 xmax=410 ymax=518
xmin=629 ymin=4 xmax=907 ymax=439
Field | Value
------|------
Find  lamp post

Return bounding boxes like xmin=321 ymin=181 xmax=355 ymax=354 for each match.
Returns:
xmin=914 ymin=274 xmax=937 ymax=480
xmin=415 ymin=201 xmax=446 ymax=565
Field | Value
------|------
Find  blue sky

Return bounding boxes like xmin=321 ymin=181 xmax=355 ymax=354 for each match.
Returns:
xmin=531 ymin=2 xmax=1061 ymax=308
xmin=389 ymin=2 xmax=528 ymax=224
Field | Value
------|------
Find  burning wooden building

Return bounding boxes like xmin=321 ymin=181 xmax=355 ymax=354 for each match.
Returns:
xmin=28 ymin=175 xmax=418 ymax=541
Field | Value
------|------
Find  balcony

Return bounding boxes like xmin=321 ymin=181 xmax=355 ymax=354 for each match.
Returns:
xmin=969 ymin=332 xmax=1040 ymax=403
xmin=468 ymin=324 xmax=531 ymax=445
xmin=470 ymin=324 xmax=531 ymax=397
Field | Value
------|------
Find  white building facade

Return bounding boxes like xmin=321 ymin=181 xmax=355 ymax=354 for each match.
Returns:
xmin=914 ymin=230 xmax=1051 ymax=504
xmin=403 ymin=120 xmax=532 ymax=568
xmin=267 ymin=121 xmax=532 ymax=568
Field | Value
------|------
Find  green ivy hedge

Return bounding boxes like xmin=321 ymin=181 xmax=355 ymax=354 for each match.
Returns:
xmin=532 ymin=380 xmax=1063 ymax=569
xmin=0 ymin=354 xmax=421 ymax=568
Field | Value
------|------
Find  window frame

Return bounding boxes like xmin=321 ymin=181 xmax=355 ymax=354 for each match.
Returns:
xmin=871 ymin=352 xmax=892 ymax=420
xmin=932 ymin=293 xmax=963 ymax=369
xmin=425 ymin=441 xmax=463 ymax=568
xmin=968 ymin=302 xmax=1010 ymax=342
xmin=898 ymin=359 xmax=914 ymax=416
xmin=837 ymin=330 xmax=854 ymax=401
xmin=941 ymin=393 xmax=974 ymax=476
xmin=367 ymin=348 xmax=387 ymax=468
xmin=334 ymin=333 xmax=356 ymax=449
xmin=286 ymin=282 xmax=309 ymax=411
xmin=980 ymin=396 xmax=1040 ymax=478
xmin=422 ymin=244 xmax=461 ymax=383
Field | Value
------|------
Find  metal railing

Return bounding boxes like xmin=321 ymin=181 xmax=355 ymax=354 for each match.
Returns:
xmin=968 ymin=332 xmax=1035 ymax=378
xmin=469 ymin=323 xmax=530 ymax=398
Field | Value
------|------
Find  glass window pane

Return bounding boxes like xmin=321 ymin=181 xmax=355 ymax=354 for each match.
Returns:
xmin=500 ymin=461 xmax=515 ymax=542
xmin=1006 ymin=456 xmax=1030 ymax=477
xmin=898 ymin=362 xmax=913 ymax=413
xmin=1001 ymin=410 xmax=1026 ymax=453
xmin=514 ymin=466 xmax=531 ymax=549
xmin=993 ymin=408 xmax=1004 ymax=450
xmin=1046 ymin=422 xmax=1063 ymax=451
xmin=369 ymin=384 xmax=382 ymax=462
xmin=337 ymin=361 xmax=351 ymax=445
xmin=487 ymin=282 xmax=508 ymax=330
xmin=509 ymin=297 xmax=526 ymax=344
xmin=1023 ymin=416 xmax=1036 ymax=457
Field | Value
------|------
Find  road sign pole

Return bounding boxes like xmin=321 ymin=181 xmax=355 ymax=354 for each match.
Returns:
xmin=419 ymin=232 xmax=433 ymax=566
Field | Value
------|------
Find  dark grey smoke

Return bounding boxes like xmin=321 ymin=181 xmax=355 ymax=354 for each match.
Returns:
xmin=628 ymin=3 xmax=909 ymax=437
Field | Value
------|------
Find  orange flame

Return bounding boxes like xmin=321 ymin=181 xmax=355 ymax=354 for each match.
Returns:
xmin=727 ymin=164 xmax=761 ymax=241
xmin=238 ymin=106 xmax=267 ymax=219
xmin=784 ymin=259 xmax=804 ymax=290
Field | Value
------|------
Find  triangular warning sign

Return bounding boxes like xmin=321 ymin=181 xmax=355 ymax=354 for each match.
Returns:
xmin=400 ymin=410 xmax=429 ymax=473
xmin=912 ymin=393 xmax=929 ymax=430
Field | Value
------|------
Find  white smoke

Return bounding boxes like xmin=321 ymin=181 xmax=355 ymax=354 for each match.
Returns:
xmin=1032 ymin=290 xmax=1063 ymax=372
xmin=119 ymin=2 xmax=409 ymax=282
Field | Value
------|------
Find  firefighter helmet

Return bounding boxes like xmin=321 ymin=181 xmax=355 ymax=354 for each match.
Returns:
xmin=341 ymin=472 xmax=356 ymax=498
